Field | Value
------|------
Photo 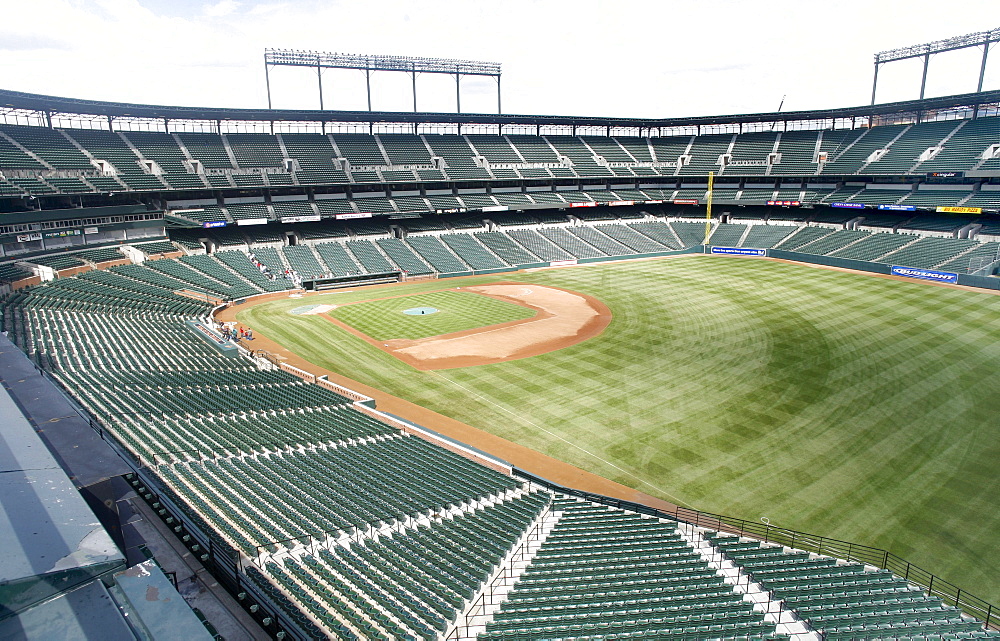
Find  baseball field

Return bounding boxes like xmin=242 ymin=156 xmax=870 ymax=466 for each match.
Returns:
xmin=238 ymin=254 xmax=1000 ymax=604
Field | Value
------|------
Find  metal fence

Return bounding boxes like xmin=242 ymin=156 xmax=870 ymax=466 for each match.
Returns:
xmin=514 ymin=468 xmax=999 ymax=631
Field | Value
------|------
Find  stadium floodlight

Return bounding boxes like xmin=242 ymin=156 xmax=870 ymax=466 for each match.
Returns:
xmin=871 ymin=28 xmax=1000 ymax=105
xmin=263 ymin=48 xmax=502 ymax=114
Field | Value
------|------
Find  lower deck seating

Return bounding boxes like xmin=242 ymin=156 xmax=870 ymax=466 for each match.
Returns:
xmin=740 ymin=225 xmax=795 ymax=248
xmin=483 ymin=499 xmax=778 ymax=640
xmin=537 ymin=227 xmax=606 ymax=259
xmin=404 ymin=236 xmax=469 ymax=273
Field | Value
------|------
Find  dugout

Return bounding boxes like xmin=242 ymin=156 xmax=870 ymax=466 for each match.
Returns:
xmin=302 ymin=271 xmax=401 ymax=291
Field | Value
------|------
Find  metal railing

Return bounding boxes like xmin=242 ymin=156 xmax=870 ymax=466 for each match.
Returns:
xmin=514 ymin=468 xmax=999 ymax=631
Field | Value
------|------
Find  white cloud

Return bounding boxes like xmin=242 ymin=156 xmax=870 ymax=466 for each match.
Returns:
xmin=204 ymin=0 xmax=240 ymax=18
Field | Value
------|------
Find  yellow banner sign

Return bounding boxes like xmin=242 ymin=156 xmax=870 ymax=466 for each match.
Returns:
xmin=936 ymin=206 xmax=982 ymax=214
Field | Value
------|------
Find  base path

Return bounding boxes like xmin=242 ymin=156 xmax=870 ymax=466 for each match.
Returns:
xmin=373 ymin=283 xmax=612 ymax=370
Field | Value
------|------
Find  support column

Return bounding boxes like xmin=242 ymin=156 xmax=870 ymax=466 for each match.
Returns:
xmin=455 ymin=72 xmax=461 ymax=114
xmin=978 ymin=40 xmax=991 ymax=92
xmin=974 ymin=40 xmax=992 ymax=119
xmin=411 ymin=70 xmax=417 ymax=112
xmin=496 ymin=75 xmax=502 ymax=114
xmin=870 ymin=62 xmax=880 ymax=106
xmin=366 ymin=68 xmax=372 ymax=112
xmin=164 ymin=118 xmax=169 ymax=134
xmin=317 ymin=59 xmax=324 ymax=110
xmin=919 ymin=52 xmax=930 ymax=100
xmin=264 ymin=59 xmax=272 ymax=109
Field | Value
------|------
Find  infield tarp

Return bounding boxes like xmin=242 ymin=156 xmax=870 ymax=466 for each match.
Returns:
xmin=891 ymin=266 xmax=959 ymax=284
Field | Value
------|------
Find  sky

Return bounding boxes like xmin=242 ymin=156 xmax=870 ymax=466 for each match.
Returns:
xmin=0 ymin=0 xmax=997 ymax=120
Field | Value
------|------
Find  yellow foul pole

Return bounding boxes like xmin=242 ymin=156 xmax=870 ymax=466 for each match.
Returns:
xmin=703 ymin=171 xmax=714 ymax=245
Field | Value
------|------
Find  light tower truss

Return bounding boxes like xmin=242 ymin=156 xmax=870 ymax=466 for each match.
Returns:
xmin=871 ymin=28 xmax=1000 ymax=107
xmin=263 ymin=49 xmax=502 ymax=114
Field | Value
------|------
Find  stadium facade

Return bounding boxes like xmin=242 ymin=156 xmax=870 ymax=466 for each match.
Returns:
xmin=1 ymin=86 xmax=999 ymax=639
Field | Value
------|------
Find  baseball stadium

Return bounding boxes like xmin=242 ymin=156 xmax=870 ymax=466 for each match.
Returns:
xmin=1 ymin=23 xmax=1000 ymax=641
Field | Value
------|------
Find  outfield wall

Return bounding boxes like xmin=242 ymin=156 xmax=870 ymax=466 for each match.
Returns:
xmin=708 ymin=246 xmax=1000 ymax=292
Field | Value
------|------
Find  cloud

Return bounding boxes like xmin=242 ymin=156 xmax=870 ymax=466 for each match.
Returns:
xmin=0 ymin=32 xmax=74 ymax=52
xmin=204 ymin=0 xmax=240 ymax=17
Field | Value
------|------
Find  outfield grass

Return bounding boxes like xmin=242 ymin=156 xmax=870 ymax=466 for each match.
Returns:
xmin=327 ymin=290 xmax=535 ymax=341
xmin=241 ymin=255 xmax=1000 ymax=604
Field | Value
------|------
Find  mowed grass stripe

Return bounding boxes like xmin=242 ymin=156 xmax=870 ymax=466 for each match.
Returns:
xmin=328 ymin=290 xmax=535 ymax=341
xmin=241 ymin=256 xmax=1000 ymax=605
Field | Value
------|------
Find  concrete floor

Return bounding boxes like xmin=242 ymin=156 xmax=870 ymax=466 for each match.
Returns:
xmin=121 ymin=492 xmax=270 ymax=641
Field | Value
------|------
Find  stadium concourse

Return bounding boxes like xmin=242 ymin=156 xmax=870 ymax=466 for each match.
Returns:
xmin=1 ymin=86 xmax=999 ymax=640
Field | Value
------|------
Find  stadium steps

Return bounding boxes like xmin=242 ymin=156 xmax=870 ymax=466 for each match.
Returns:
xmin=341 ymin=239 xmax=389 ymax=273
xmin=185 ymin=254 xmax=267 ymax=293
xmin=681 ymin=528 xmax=818 ymax=639
xmin=855 ymin=125 xmax=913 ymax=174
xmin=773 ymin=225 xmax=834 ymax=251
xmin=936 ymin=242 xmax=997 ymax=271
xmin=447 ymin=500 xmax=562 ymax=640
xmin=506 ymin=228 xmax=575 ymax=262
xmin=908 ymin=120 xmax=967 ymax=174
xmin=706 ymin=533 xmax=991 ymax=640
xmin=116 ymin=132 xmax=172 ymax=189
xmin=627 ymin=220 xmax=684 ymax=250
xmin=0 ymin=129 xmax=54 ymax=170
xmin=825 ymin=128 xmax=872 ymax=164
xmin=869 ymin=235 xmax=923 ymax=262
xmin=405 ymin=234 xmax=472 ymax=272
xmin=272 ymin=134 xmax=302 ymax=186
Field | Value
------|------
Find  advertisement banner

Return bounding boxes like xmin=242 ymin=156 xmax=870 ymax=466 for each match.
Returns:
xmin=279 ymin=215 xmax=321 ymax=223
xmin=891 ymin=266 xmax=958 ymax=283
xmin=17 ymin=233 xmax=43 ymax=242
xmin=711 ymin=247 xmax=766 ymax=256
xmin=936 ymin=206 xmax=982 ymax=214
xmin=878 ymin=204 xmax=916 ymax=211
xmin=549 ymin=259 xmax=578 ymax=267
xmin=202 ymin=221 xmax=227 ymax=228
xmin=608 ymin=200 xmax=634 ymax=207
xmin=482 ymin=205 xmax=509 ymax=212
xmin=831 ymin=202 xmax=865 ymax=209
xmin=569 ymin=201 xmax=597 ymax=207
xmin=644 ymin=199 xmax=663 ymax=204
xmin=767 ymin=200 xmax=800 ymax=206
xmin=43 ymin=229 xmax=82 ymax=239
xmin=335 ymin=212 xmax=373 ymax=220
xmin=673 ymin=199 xmax=699 ymax=205
xmin=237 ymin=218 xmax=269 ymax=226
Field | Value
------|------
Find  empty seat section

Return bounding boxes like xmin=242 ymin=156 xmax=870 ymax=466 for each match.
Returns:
xmin=707 ymin=223 xmax=747 ymax=246
xmin=314 ymin=242 xmax=365 ymax=277
xmin=507 ymin=229 xmax=574 ymax=261
xmin=404 ymin=236 xmax=468 ymax=273
xmin=474 ymin=231 xmax=541 ymax=265
xmin=537 ymin=227 xmax=605 ymax=259
xmin=344 ymin=239 xmax=396 ymax=273
xmin=740 ymin=225 xmax=795 ymax=248
xmin=374 ymin=238 xmax=433 ymax=275
xmin=282 ymin=245 xmax=326 ymax=279
xmin=440 ymin=234 xmax=507 ymax=269
xmin=282 ymin=134 xmax=349 ymax=184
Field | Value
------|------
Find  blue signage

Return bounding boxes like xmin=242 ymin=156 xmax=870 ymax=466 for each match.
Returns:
xmin=878 ymin=204 xmax=916 ymax=211
xmin=891 ymin=266 xmax=958 ymax=283
xmin=202 ymin=221 xmax=227 ymax=228
xmin=711 ymin=247 xmax=766 ymax=256
xmin=831 ymin=202 xmax=865 ymax=209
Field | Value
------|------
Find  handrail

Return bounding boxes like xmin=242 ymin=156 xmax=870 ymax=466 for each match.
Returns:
xmin=514 ymin=467 xmax=999 ymax=630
